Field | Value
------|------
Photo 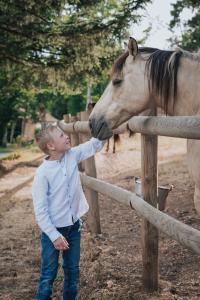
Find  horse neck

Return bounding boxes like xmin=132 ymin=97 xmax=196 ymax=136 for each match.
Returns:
xmin=155 ymin=55 xmax=200 ymax=116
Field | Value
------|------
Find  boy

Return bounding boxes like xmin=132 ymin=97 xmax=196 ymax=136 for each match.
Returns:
xmin=32 ymin=124 xmax=105 ymax=300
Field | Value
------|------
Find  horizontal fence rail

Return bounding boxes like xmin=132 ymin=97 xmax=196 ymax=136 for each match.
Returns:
xmin=58 ymin=120 xmax=89 ymax=133
xmin=58 ymin=116 xmax=200 ymax=139
xmin=128 ymin=116 xmax=200 ymax=139
xmin=58 ymin=119 xmax=128 ymax=135
xmin=80 ymin=173 xmax=200 ymax=255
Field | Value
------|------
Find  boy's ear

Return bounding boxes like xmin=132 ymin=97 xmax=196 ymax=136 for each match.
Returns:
xmin=47 ymin=142 xmax=56 ymax=151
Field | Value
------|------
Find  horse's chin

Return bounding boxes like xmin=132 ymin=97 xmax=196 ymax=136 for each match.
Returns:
xmin=96 ymin=128 xmax=113 ymax=140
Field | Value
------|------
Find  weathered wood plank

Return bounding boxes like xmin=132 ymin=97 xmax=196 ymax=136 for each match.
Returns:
xmin=59 ymin=116 xmax=200 ymax=139
xmin=141 ymin=132 xmax=158 ymax=291
xmin=80 ymin=111 xmax=101 ymax=234
xmin=69 ymin=115 xmax=79 ymax=147
xmin=128 ymin=116 xmax=200 ymax=139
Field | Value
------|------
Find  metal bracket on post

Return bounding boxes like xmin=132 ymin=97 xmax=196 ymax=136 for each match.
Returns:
xmin=134 ymin=176 xmax=173 ymax=211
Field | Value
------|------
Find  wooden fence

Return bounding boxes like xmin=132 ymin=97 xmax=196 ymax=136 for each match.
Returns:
xmin=58 ymin=114 xmax=200 ymax=293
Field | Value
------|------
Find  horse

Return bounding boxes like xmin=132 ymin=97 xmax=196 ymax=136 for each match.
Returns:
xmin=89 ymin=37 xmax=200 ymax=214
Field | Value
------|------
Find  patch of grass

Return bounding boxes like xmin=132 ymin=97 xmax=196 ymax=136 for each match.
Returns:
xmin=0 ymin=152 xmax=21 ymax=161
xmin=0 ymin=146 xmax=13 ymax=153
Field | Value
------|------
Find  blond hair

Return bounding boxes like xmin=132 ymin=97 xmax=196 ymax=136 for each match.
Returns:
xmin=35 ymin=123 xmax=58 ymax=155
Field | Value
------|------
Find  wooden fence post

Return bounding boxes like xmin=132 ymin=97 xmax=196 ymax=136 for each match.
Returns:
xmin=80 ymin=111 xmax=101 ymax=234
xmin=76 ymin=112 xmax=85 ymax=172
xmin=141 ymin=107 xmax=159 ymax=292
xmin=69 ymin=115 xmax=79 ymax=147
xmin=63 ymin=114 xmax=74 ymax=147
xmin=63 ymin=114 xmax=69 ymax=123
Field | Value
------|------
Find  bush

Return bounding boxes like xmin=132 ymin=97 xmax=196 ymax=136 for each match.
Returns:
xmin=15 ymin=135 xmax=34 ymax=147
xmin=34 ymin=127 xmax=41 ymax=137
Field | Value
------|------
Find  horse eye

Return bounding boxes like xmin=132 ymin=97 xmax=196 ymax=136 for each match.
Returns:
xmin=112 ymin=78 xmax=122 ymax=86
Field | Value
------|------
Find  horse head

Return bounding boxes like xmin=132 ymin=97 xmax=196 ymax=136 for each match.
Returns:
xmin=89 ymin=37 xmax=182 ymax=140
xmin=89 ymin=37 xmax=151 ymax=139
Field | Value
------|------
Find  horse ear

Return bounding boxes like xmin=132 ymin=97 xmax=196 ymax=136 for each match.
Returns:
xmin=128 ymin=37 xmax=138 ymax=58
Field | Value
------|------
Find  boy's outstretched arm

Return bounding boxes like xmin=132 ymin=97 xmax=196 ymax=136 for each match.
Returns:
xmin=72 ymin=137 xmax=106 ymax=163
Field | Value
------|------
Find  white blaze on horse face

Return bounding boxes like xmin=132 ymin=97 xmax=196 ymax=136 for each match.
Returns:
xmin=90 ymin=53 xmax=150 ymax=129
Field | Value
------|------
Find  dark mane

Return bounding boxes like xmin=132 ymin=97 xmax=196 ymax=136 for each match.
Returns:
xmin=140 ymin=47 xmax=159 ymax=53
xmin=112 ymin=47 xmax=159 ymax=76
xmin=112 ymin=47 xmax=183 ymax=114
xmin=146 ymin=49 xmax=182 ymax=114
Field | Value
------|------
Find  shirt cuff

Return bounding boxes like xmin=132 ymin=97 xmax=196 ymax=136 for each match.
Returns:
xmin=47 ymin=229 xmax=62 ymax=243
xmin=91 ymin=137 xmax=106 ymax=145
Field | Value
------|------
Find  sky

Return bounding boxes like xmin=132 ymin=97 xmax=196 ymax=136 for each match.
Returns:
xmin=131 ymin=0 xmax=194 ymax=49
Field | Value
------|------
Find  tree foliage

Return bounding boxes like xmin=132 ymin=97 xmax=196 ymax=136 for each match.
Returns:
xmin=0 ymin=0 xmax=152 ymax=145
xmin=170 ymin=0 xmax=200 ymax=50
xmin=0 ymin=0 xmax=150 ymax=78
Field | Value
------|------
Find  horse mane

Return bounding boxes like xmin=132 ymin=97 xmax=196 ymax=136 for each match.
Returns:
xmin=145 ymin=48 xmax=183 ymax=114
xmin=112 ymin=47 xmax=158 ymax=77
xmin=112 ymin=47 xmax=183 ymax=115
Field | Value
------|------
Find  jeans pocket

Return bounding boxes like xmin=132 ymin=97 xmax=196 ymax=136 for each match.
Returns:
xmin=73 ymin=219 xmax=82 ymax=232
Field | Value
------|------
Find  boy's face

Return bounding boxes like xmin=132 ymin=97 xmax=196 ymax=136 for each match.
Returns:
xmin=47 ymin=128 xmax=71 ymax=154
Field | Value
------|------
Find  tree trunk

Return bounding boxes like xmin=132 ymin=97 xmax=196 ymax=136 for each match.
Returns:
xmin=21 ymin=118 xmax=26 ymax=136
xmin=2 ymin=127 xmax=8 ymax=147
xmin=10 ymin=122 xmax=16 ymax=143
xmin=86 ymin=78 xmax=92 ymax=110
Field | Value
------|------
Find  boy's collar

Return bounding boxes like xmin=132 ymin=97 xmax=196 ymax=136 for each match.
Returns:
xmin=44 ymin=152 xmax=65 ymax=162
xmin=46 ymin=152 xmax=65 ymax=162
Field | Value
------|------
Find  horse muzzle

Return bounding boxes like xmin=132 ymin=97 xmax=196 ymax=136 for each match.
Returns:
xmin=89 ymin=116 xmax=113 ymax=140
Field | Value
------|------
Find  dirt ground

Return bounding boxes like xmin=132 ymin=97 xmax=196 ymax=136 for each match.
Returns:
xmin=0 ymin=134 xmax=199 ymax=300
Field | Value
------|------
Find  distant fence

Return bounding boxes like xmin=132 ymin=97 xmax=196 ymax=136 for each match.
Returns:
xmin=58 ymin=112 xmax=200 ymax=293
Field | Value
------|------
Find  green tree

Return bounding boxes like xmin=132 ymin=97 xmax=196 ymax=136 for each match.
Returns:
xmin=0 ymin=0 xmax=152 ymax=144
xmin=0 ymin=63 xmax=45 ymax=145
xmin=35 ymin=90 xmax=69 ymax=120
xmin=0 ymin=0 xmax=151 ymax=78
xmin=170 ymin=0 xmax=200 ymax=50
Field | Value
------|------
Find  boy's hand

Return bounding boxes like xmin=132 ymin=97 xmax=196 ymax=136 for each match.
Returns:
xmin=53 ymin=236 xmax=69 ymax=250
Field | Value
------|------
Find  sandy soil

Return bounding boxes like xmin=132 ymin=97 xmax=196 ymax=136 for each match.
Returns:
xmin=0 ymin=134 xmax=199 ymax=300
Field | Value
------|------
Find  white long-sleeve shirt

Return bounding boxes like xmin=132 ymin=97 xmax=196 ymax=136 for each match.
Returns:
xmin=32 ymin=137 xmax=104 ymax=242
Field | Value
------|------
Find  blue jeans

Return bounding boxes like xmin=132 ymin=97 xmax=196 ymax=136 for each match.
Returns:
xmin=36 ymin=220 xmax=81 ymax=300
